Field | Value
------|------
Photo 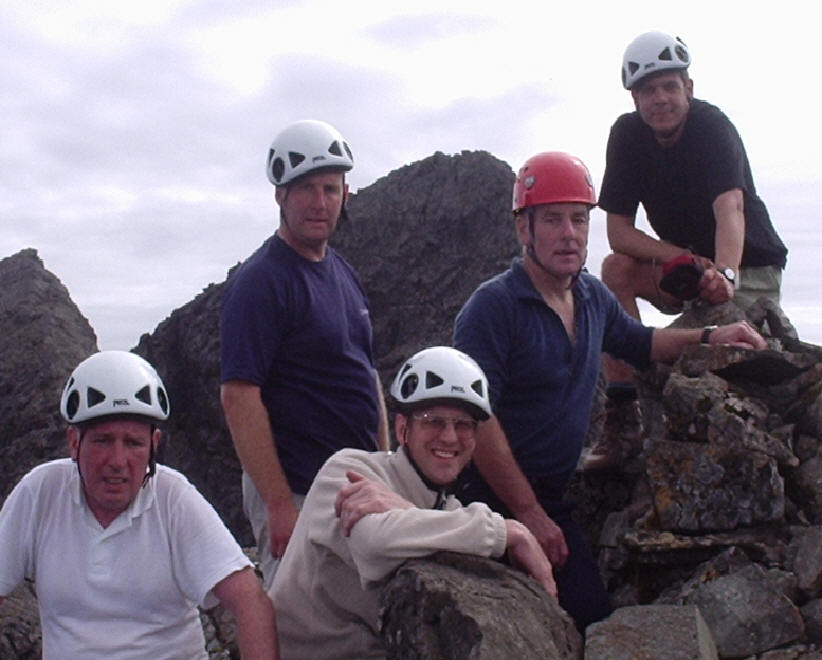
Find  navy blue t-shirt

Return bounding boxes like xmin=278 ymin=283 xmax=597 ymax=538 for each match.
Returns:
xmin=599 ymin=99 xmax=787 ymax=268
xmin=454 ymin=261 xmax=652 ymax=494
xmin=220 ymin=234 xmax=379 ymax=494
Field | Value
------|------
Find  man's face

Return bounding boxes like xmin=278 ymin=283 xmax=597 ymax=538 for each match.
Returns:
xmin=516 ymin=202 xmax=590 ymax=279
xmin=275 ymin=170 xmax=348 ymax=258
xmin=632 ymin=70 xmax=693 ymax=142
xmin=397 ymin=404 xmax=478 ymax=486
xmin=68 ymin=418 xmax=158 ymax=527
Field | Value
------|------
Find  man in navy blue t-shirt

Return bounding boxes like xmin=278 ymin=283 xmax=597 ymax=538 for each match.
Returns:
xmin=220 ymin=120 xmax=388 ymax=589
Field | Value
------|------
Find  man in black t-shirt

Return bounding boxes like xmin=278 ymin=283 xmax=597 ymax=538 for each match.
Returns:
xmin=583 ymin=31 xmax=788 ymax=471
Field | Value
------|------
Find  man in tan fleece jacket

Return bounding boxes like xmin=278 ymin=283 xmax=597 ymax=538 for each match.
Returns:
xmin=271 ymin=346 xmax=555 ymax=659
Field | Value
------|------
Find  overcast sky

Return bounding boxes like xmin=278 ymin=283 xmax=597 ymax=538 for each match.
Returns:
xmin=2 ymin=0 xmax=820 ymax=349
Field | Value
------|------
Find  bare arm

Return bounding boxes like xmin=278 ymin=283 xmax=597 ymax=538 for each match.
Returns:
xmin=698 ymin=189 xmax=745 ymax=304
xmin=607 ymin=212 xmax=687 ymax=263
xmin=650 ymin=320 xmax=766 ymax=362
xmin=213 ymin=567 xmax=279 ymax=659
xmin=713 ymin=188 xmax=745 ymax=272
xmin=220 ymin=381 xmax=297 ymax=558
xmin=374 ymin=370 xmax=389 ymax=451
xmin=471 ymin=416 xmax=568 ymax=569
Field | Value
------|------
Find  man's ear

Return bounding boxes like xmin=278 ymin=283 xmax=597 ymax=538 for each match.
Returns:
xmin=685 ymin=77 xmax=694 ymax=100
xmin=152 ymin=428 xmax=162 ymax=451
xmin=514 ymin=212 xmax=531 ymax=247
xmin=394 ymin=413 xmax=408 ymax=446
xmin=67 ymin=426 xmax=80 ymax=460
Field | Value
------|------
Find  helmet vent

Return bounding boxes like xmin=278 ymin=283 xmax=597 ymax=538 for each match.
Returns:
xmin=471 ymin=379 xmax=485 ymax=399
xmin=658 ymin=46 xmax=672 ymax=61
xmin=328 ymin=141 xmax=343 ymax=157
xmin=158 ymin=388 xmax=169 ymax=415
xmin=270 ymin=157 xmax=284 ymax=183
xmin=288 ymin=151 xmax=305 ymax=169
xmin=425 ymin=371 xmax=444 ymax=390
xmin=627 ymin=62 xmax=639 ymax=76
xmin=675 ymin=44 xmax=689 ymax=63
xmin=87 ymin=387 xmax=106 ymax=408
xmin=135 ymin=385 xmax=151 ymax=406
xmin=66 ymin=390 xmax=79 ymax=419
xmin=400 ymin=374 xmax=418 ymax=398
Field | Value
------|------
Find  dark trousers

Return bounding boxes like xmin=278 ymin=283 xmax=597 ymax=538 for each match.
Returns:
xmin=459 ymin=467 xmax=612 ymax=633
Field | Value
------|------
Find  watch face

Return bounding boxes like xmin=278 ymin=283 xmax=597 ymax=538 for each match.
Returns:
xmin=722 ymin=267 xmax=736 ymax=282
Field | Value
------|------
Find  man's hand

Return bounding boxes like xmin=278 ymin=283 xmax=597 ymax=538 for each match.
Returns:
xmin=698 ymin=266 xmax=734 ymax=304
xmin=268 ymin=497 xmax=298 ymax=559
xmin=335 ymin=470 xmax=413 ymax=536
xmin=504 ymin=519 xmax=557 ymax=598
xmin=710 ymin=320 xmax=767 ymax=349
xmin=515 ymin=502 xmax=568 ymax=570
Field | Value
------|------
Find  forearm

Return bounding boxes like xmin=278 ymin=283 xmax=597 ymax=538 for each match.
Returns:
xmin=220 ymin=382 xmax=292 ymax=506
xmin=650 ymin=327 xmax=703 ymax=363
xmin=214 ymin=568 xmax=279 ymax=659
xmin=347 ymin=504 xmax=507 ymax=583
xmin=374 ymin=370 xmax=389 ymax=451
xmin=713 ymin=189 xmax=745 ymax=270
xmin=607 ymin=213 xmax=686 ymax=262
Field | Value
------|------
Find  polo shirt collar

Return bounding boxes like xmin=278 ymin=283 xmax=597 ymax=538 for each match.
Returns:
xmin=510 ymin=258 xmax=593 ymax=303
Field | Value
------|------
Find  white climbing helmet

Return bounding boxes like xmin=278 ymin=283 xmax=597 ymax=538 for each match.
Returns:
xmin=266 ymin=119 xmax=354 ymax=186
xmin=390 ymin=346 xmax=492 ymax=421
xmin=622 ymin=30 xmax=691 ymax=90
xmin=60 ymin=351 xmax=170 ymax=424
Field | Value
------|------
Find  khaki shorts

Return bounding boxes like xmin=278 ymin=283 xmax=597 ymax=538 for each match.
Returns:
xmin=242 ymin=471 xmax=305 ymax=593
xmin=734 ymin=265 xmax=782 ymax=311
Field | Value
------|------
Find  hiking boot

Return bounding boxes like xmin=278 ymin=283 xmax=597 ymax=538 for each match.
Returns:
xmin=579 ymin=398 xmax=643 ymax=472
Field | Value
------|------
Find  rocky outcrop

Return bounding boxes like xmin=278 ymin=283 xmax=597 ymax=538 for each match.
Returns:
xmin=0 ymin=249 xmax=97 ymax=503
xmin=379 ymin=552 xmax=582 ymax=659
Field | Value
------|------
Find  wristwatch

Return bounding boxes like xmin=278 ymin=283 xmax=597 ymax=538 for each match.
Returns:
xmin=700 ymin=325 xmax=718 ymax=345
xmin=719 ymin=266 xmax=737 ymax=287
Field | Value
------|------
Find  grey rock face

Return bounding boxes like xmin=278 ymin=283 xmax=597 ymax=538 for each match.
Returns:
xmin=584 ymin=605 xmax=718 ymax=660
xmin=0 ymin=249 xmax=97 ymax=503
xmin=379 ymin=552 xmax=582 ymax=660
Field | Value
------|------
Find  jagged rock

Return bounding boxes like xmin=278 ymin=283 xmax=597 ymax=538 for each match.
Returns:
xmin=645 ymin=440 xmax=784 ymax=531
xmin=788 ymin=526 xmax=822 ymax=598
xmin=0 ymin=582 xmax=40 ymax=659
xmin=338 ymin=149 xmax=520 ymax=378
xmin=794 ymin=457 xmax=822 ymax=525
xmin=379 ymin=552 xmax=582 ymax=660
xmin=683 ymin=563 xmax=805 ymax=657
xmin=800 ymin=598 xmax=822 ymax=644
xmin=0 ymin=249 xmax=97 ymax=503
xmin=584 ymin=604 xmax=718 ymax=660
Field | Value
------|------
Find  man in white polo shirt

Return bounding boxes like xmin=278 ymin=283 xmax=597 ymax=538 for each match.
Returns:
xmin=0 ymin=350 xmax=278 ymax=659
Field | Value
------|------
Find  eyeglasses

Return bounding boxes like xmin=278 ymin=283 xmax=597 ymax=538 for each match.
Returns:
xmin=411 ymin=412 xmax=478 ymax=437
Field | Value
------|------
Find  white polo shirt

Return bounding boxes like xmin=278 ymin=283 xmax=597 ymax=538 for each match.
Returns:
xmin=0 ymin=459 xmax=251 ymax=659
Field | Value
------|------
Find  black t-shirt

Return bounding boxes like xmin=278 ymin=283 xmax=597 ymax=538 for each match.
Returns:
xmin=598 ymin=99 xmax=787 ymax=268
